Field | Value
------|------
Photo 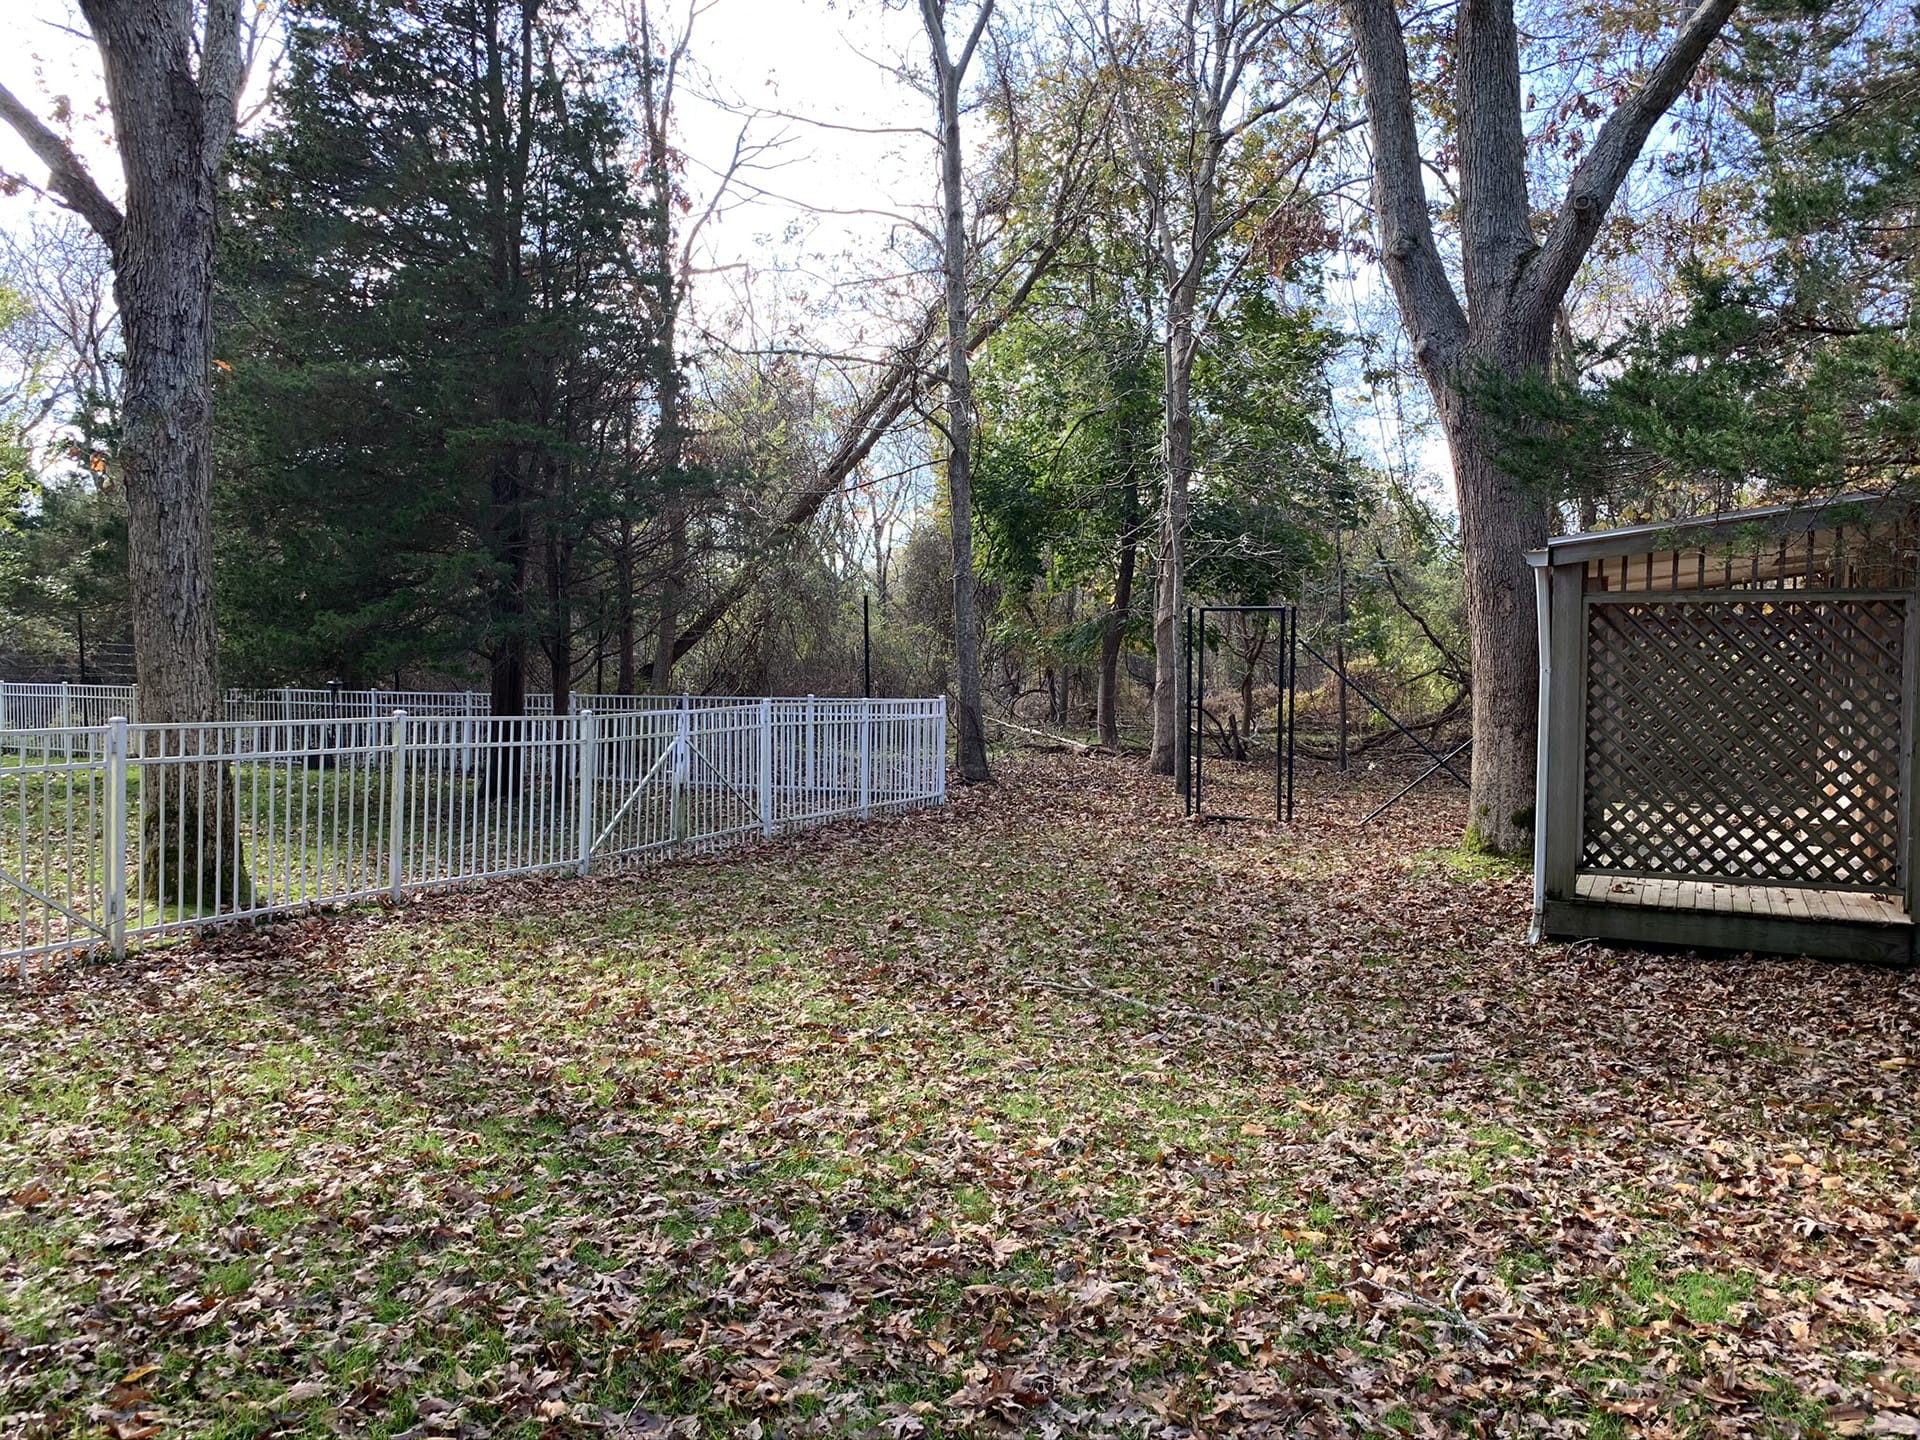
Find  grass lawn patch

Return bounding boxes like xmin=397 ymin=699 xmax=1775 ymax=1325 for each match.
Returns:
xmin=3 ymin=755 xmax=1916 ymax=1437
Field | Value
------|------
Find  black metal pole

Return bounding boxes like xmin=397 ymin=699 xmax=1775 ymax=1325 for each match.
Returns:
xmin=1357 ymin=740 xmax=1471 ymax=825
xmin=863 ymin=594 xmax=872 ymax=699
xmin=1275 ymin=608 xmax=1285 ymax=824
xmin=1182 ymin=608 xmax=1194 ymax=814
xmin=1195 ymin=608 xmax=1206 ymax=817
xmin=1286 ymin=608 xmax=1297 ymax=823
xmin=1297 ymin=638 xmax=1468 ymax=787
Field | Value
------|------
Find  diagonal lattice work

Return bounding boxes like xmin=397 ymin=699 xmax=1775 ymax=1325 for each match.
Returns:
xmin=1583 ymin=596 xmax=1910 ymax=890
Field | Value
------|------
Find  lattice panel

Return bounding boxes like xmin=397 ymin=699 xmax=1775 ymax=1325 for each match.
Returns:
xmin=1583 ymin=597 xmax=1909 ymax=890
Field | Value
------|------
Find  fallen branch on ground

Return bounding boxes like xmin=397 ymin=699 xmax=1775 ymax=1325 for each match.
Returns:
xmin=1024 ymin=970 xmax=1273 ymax=1038
xmin=986 ymin=715 xmax=1102 ymax=755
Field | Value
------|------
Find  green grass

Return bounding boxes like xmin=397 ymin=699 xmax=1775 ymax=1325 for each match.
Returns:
xmin=0 ymin=756 xmax=1911 ymax=1437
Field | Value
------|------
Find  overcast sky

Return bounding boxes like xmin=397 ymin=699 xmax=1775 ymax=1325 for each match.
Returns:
xmin=0 ymin=0 xmax=935 ymax=304
xmin=0 ymin=0 xmax=1452 ymax=495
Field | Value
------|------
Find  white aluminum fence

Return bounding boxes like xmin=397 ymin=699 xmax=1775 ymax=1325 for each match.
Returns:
xmin=0 ymin=698 xmax=946 ymax=971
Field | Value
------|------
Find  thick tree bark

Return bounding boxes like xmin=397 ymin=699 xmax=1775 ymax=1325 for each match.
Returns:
xmin=479 ymin=0 xmax=537 ymax=724
xmin=2 ymin=1 xmax=253 ymax=907
xmin=0 ymin=0 xmax=251 ymax=728
xmin=648 ymin=499 xmax=687 ymax=692
xmin=921 ymin=0 xmax=995 ymax=784
xmin=1096 ymin=477 xmax=1140 ymax=749
xmin=1341 ymin=0 xmax=1737 ymax=853
xmin=634 ymin=1 xmax=693 ymax=696
xmin=1148 ymin=311 xmax=1198 ymax=778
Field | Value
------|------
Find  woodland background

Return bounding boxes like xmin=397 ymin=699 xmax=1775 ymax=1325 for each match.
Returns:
xmin=0 ymin=0 xmax=1912 ymax=771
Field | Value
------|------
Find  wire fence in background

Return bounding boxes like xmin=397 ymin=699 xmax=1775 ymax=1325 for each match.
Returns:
xmin=0 ymin=681 xmax=818 ymax=732
xmin=0 ymin=697 xmax=947 ymax=973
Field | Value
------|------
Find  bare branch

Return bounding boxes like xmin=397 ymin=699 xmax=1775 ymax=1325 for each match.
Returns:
xmin=1520 ymin=0 xmax=1739 ymax=321
xmin=1340 ymin=0 xmax=1466 ymax=367
xmin=0 ymin=81 xmax=122 ymax=247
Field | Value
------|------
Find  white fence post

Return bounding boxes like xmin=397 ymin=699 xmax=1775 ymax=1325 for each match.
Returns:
xmin=387 ymin=710 xmax=408 ymax=901
xmin=59 ymin=681 xmax=72 ymax=760
xmin=859 ymin=698 xmax=872 ymax=819
xmin=106 ymin=716 xmax=128 ymax=959
xmin=805 ymin=694 xmax=817 ymax=798
xmin=671 ymin=696 xmax=691 ymax=846
xmin=576 ymin=710 xmax=597 ymax=876
xmin=0 ymin=678 xmax=9 ymax=729
xmin=758 ymin=697 xmax=775 ymax=836
xmin=937 ymin=696 xmax=948 ymax=803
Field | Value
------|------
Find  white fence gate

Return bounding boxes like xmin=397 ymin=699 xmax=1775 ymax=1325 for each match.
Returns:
xmin=0 ymin=697 xmax=946 ymax=971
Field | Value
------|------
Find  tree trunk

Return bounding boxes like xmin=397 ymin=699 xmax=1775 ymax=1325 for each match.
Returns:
xmin=1340 ymin=0 xmax=1737 ymax=856
xmin=39 ymin=0 xmax=253 ymax=906
xmin=1149 ymin=318 xmax=1197 ymax=780
xmin=922 ymin=0 xmax=994 ymax=784
xmin=1096 ymin=480 xmax=1139 ymax=749
xmin=616 ymin=522 xmax=637 ymax=693
xmin=649 ymin=501 xmax=687 ymax=692
xmin=1432 ymin=373 xmax=1549 ymax=851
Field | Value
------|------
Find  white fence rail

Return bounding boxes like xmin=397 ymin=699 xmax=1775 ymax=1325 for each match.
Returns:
xmin=0 ymin=697 xmax=947 ymax=971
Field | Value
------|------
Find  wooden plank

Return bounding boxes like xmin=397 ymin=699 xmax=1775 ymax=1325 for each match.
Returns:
xmin=1542 ymin=899 xmax=1915 ymax=965
xmin=1543 ymin=565 xmax=1588 ymax=902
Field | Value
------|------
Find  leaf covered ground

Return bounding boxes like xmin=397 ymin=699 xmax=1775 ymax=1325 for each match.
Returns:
xmin=2 ymin=754 xmax=1917 ymax=1439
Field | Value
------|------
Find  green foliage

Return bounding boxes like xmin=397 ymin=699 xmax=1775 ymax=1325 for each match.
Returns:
xmin=216 ymin=0 xmax=655 ymax=686
xmin=1482 ymin=0 xmax=1920 ymax=516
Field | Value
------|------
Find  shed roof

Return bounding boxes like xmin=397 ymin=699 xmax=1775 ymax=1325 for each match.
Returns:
xmin=1523 ymin=492 xmax=1915 ymax=569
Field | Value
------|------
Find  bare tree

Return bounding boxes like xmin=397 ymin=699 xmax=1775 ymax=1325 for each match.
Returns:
xmin=1341 ymin=0 xmax=1737 ymax=852
xmin=1093 ymin=0 xmax=1324 ymax=784
xmin=919 ymin=0 xmax=997 ymax=783
xmin=0 ymin=1 xmax=264 ymax=727
xmin=1 ymin=0 xmax=266 ymax=903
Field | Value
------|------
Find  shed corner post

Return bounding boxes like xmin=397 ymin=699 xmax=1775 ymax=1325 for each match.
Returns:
xmin=1539 ymin=560 xmax=1587 ymax=929
xmin=1529 ymin=559 xmax=1552 ymax=942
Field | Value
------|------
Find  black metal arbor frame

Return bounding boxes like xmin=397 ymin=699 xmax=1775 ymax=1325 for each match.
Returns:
xmin=1184 ymin=605 xmax=1298 ymax=823
xmin=1184 ymin=605 xmax=1472 ymax=826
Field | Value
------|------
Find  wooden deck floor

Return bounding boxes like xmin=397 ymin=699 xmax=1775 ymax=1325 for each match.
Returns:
xmin=1575 ymin=874 xmax=1911 ymax=926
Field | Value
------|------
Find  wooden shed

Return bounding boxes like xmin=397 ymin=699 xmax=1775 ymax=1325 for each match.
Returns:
xmin=1528 ymin=494 xmax=1920 ymax=963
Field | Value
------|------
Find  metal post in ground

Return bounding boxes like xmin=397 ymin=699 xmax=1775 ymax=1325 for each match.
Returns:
xmin=936 ymin=696 xmax=948 ymax=802
xmin=758 ymin=697 xmax=775 ymax=836
xmin=576 ymin=710 xmax=597 ymax=876
xmin=106 ymin=716 xmax=128 ymax=959
xmin=671 ymin=696 xmax=691 ymax=846
xmin=387 ymin=711 xmax=408 ymax=901
xmin=859 ymin=698 xmax=872 ymax=819
xmin=805 ymin=694 xmax=817 ymax=799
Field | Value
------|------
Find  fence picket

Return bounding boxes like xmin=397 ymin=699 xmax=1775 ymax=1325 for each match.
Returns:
xmin=577 ymin=710 xmax=598 ymax=876
xmin=388 ymin=712 xmax=408 ymax=901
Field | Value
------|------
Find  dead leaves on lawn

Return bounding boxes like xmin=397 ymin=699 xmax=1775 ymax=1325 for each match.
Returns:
xmin=0 ymin=754 xmax=1916 ymax=1438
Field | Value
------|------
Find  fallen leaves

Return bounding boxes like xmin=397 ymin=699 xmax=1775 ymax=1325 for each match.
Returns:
xmin=0 ymin=754 xmax=1915 ymax=1438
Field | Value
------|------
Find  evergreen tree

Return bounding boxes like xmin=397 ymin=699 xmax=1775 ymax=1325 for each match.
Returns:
xmin=218 ymin=0 xmax=655 ymax=703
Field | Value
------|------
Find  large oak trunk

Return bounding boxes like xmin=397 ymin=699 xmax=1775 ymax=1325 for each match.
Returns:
xmin=84 ymin=0 xmax=251 ymax=905
xmin=1341 ymin=0 xmax=1737 ymax=857
xmin=923 ymin=0 xmax=993 ymax=785
xmin=1432 ymin=374 xmax=1550 ymax=853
